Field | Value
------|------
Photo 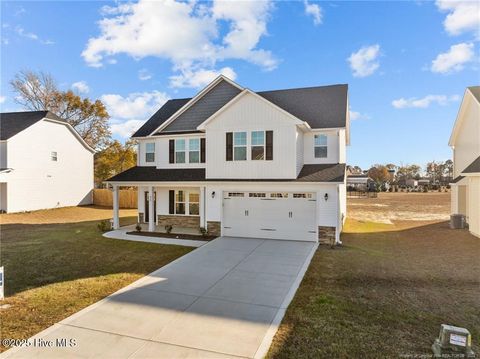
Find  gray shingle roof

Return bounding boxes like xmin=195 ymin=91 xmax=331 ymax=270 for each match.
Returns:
xmin=451 ymin=175 xmax=465 ymax=183
xmin=132 ymin=98 xmax=190 ymax=137
xmin=468 ymin=86 xmax=480 ymax=102
xmin=107 ymin=163 xmax=345 ymax=183
xmin=132 ymin=81 xmax=348 ymax=138
xmin=462 ymin=156 xmax=480 ymax=174
xmin=0 ymin=111 xmax=65 ymax=140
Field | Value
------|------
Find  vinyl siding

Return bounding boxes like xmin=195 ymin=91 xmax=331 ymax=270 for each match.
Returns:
xmin=296 ymin=128 xmax=304 ymax=176
xmin=468 ymin=176 xmax=480 ymax=237
xmin=204 ymin=92 xmax=298 ymax=179
xmin=303 ymin=129 xmax=340 ymax=164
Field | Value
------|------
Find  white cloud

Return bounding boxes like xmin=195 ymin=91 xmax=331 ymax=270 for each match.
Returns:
xmin=101 ymin=90 xmax=170 ymax=120
xmin=431 ymin=42 xmax=474 ymax=73
xmin=169 ymin=66 xmax=237 ymax=89
xmin=304 ymin=1 xmax=322 ymax=26
xmin=103 ymin=90 xmax=170 ymax=138
xmin=0 ymin=96 xmax=6 ymax=104
xmin=436 ymin=1 xmax=480 ymax=36
xmin=83 ymin=0 xmax=276 ymax=87
xmin=110 ymin=119 xmax=145 ymax=138
xmin=349 ymin=110 xmax=370 ymax=120
xmin=392 ymin=94 xmax=460 ymax=109
xmin=138 ymin=68 xmax=152 ymax=81
xmin=347 ymin=44 xmax=381 ymax=77
xmin=15 ymin=26 xmax=54 ymax=45
xmin=71 ymin=81 xmax=90 ymax=94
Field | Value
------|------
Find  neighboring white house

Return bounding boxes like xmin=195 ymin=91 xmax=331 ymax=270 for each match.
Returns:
xmin=449 ymin=86 xmax=480 ymax=238
xmin=0 ymin=111 xmax=94 ymax=213
xmin=107 ymin=76 xmax=349 ymax=244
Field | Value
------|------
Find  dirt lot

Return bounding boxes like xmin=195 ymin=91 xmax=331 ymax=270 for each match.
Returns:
xmin=0 ymin=205 xmax=137 ymax=224
xmin=348 ymin=192 xmax=450 ymax=224
xmin=268 ymin=192 xmax=479 ymax=358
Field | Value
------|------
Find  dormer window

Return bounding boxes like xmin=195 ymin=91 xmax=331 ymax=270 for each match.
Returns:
xmin=314 ymin=134 xmax=328 ymax=158
xmin=145 ymin=143 xmax=155 ymax=162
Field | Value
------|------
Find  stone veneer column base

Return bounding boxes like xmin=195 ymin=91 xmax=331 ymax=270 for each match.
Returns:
xmin=138 ymin=213 xmax=144 ymax=224
xmin=207 ymin=221 xmax=221 ymax=236
xmin=157 ymin=215 xmax=200 ymax=229
xmin=318 ymin=226 xmax=336 ymax=246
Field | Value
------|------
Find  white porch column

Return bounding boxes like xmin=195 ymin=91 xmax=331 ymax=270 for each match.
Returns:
xmin=148 ymin=185 xmax=155 ymax=232
xmin=112 ymin=185 xmax=120 ymax=229
xmin=200 ymin=186 xmax=206 ymax=228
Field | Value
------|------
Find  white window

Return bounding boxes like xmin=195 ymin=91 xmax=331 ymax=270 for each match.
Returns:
xmin=251 ymin=131 xmax=265 ymax=160
xmin=174 ymin=190 xmax=200 ymax=216
xmin=189 ymin=192 xmax=199 ymax=215
xmin=175 ymin=190 xmax=186 ymax=214
xmin=145 ymin=143 xmax=155 ymax=162
xmin=314 ymin=134 xmax=328 ymax=158
xmin=233 ymin=132 xmax=247 ymax=161
xmin=189 ymin=138 xmax=200 ymax=163
xmin=51 ymin=151 xmax=57 ymax=161
xmin=175 ymin=139 xmax=186 ymax=163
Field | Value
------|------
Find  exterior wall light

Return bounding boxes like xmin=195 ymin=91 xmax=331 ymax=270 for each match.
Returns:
xmin=211 ymin=191 xmax=216 ymax=198
xmin=324 ymin=193 xmax=329 ymax=201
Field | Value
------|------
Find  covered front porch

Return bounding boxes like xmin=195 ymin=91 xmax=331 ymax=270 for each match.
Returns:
xmin=110 ymin=184 xmax=209 ymax=235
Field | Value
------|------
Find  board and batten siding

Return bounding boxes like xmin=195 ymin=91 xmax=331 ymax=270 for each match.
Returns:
xmin=303 ymin=129 xmax=341 ymax=164
xmin=205 ymin=92 xmax=298 ymax=179
xmin=5 ymin=119 xmax=93 ymax=213
xmin=468 ymin=177 xmax=480 ymax=237
xmin=453 ymin=96 xmax=480 ymax=177
xmin=296 ymin=128 xmax=304 ymax=176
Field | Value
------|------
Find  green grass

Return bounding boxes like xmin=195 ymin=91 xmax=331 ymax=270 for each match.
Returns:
xmin=267 ymin=220 xmax=480 ymax=358
xmin=0 ymin=216 xmax=192 ymax=348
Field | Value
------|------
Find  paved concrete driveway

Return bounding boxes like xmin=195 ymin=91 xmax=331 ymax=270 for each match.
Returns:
xmin=3 ymin=237 xmax=317 ymax=359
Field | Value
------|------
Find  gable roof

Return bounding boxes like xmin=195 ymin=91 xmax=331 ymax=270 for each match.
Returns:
xmin=461 ymin=155 xmax=480 ymax=175
xmin=0 ymin=111 xmax=66 ymax=140
xmin=132 ymin=98 xmax=190 ymax=137
xmin=449 ymin=86 xmax=480 ymax=146
xmin=132 ymin=78 xmax=348 ymax=138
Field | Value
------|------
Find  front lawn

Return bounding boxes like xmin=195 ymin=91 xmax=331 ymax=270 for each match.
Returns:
xmin=268 ymin=204 xmax=479 ymax=357
xmin=0 ymin=207 xmax=192 ymax=351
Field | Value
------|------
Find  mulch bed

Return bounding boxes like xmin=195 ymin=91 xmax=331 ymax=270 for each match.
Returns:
xmin=126 ymin=231 xmax=217 ymax=241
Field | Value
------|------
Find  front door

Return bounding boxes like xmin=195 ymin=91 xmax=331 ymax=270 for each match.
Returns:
xmin=144 ymin=191 xmax=157 ymax=223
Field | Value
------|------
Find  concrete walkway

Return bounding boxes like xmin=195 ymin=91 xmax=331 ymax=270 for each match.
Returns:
xmin=2 ymin=237 xmax=317 ymax=359
xmin=103 ymin=226 xmax=206 ymax=247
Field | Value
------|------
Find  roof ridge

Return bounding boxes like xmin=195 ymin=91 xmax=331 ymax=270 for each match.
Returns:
xmin=257 ymin=83 xmax=348 ymax=94
xmin=0 ymin=110 xmax=49 ymax=115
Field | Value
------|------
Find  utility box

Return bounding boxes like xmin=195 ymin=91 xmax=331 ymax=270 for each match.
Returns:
xmin=432 ymin=324 xmax=475 ymax=357
xmin=450 ymin=214 xmax=466 ymax=229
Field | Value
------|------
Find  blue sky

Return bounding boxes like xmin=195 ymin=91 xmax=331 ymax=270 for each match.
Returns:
xmin=1 ymin=0 xmax=479 ymax=169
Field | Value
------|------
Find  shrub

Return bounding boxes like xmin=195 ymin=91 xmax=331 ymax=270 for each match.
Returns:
xmin=97 ymin=220 xmax=111 ymax=232
xmin=135 ymin=223 xmax=142 ymax=232
xmin=199 ymin=227 xmax=208 ymax=237
xmin=423 ymin=186 xmax=428 ymax=193
xmin=165 ymin=225 xmax=173 ymax=234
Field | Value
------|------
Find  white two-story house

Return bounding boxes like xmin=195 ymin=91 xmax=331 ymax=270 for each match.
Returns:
xmin=449 ymin=86 xmax=480 ymax=238
xmin=0 ymin=111 xmax=94 ymax=213
xmin=107 ymin=76 xmax=349 ymax=243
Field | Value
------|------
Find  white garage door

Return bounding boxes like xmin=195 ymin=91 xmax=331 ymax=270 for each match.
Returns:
xmin=222 ymin=191 xmax=317 ymax=241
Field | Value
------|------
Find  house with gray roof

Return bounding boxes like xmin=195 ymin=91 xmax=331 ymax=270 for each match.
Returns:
xmin=449 ymin=86 xmax=480 ymax=238
xmin=0 ymin=111 xmax=94 ymax=213
xmin=107 ymin=75 xmax=349 ymax=243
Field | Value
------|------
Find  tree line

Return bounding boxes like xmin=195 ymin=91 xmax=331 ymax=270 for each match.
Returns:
xmin=9 ymin=70 xmax=136 ymax=186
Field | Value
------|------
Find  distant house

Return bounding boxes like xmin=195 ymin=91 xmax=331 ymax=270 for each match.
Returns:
xmin=347 ymin=174 xmax=375 ymax=191
xmin=449 ymin=86 xmax=480 ymax=238
xmin=0 ymin=111 xmax=94 ymax=213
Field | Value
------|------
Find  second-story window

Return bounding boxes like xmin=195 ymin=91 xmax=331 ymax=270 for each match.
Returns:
xmin=234 ymin=132 xmax=247 ymax=161
xmin=175 ymin=139 xmax=186 ymax=163
xmin=251 ymin=131 xmax=265 ymax=160
xmin=145 ymin=143 xmax=155 ymax=162
xmin=189 ymin=138 xmax=200 ymax=163
xmin=314 ymin=134 xmax=328 ymax=158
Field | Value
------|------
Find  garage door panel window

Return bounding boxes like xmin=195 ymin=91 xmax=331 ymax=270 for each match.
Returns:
xmin=293 ymin=193 xmax=313 ymax=198
xmin=251 ymin=131 xmax=265 ymax=160
xmin=228 ymin=192 xmax=245 ymax=197
xmin=271 ymin=193 xmax=288 ymax=198
xmin=314 ymin=134 xmax=328 ymax=158
xmin=249 ymin=192 xmax=266 ymax=198
xmin=233 ymin=132 xmax=247 ymax=161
